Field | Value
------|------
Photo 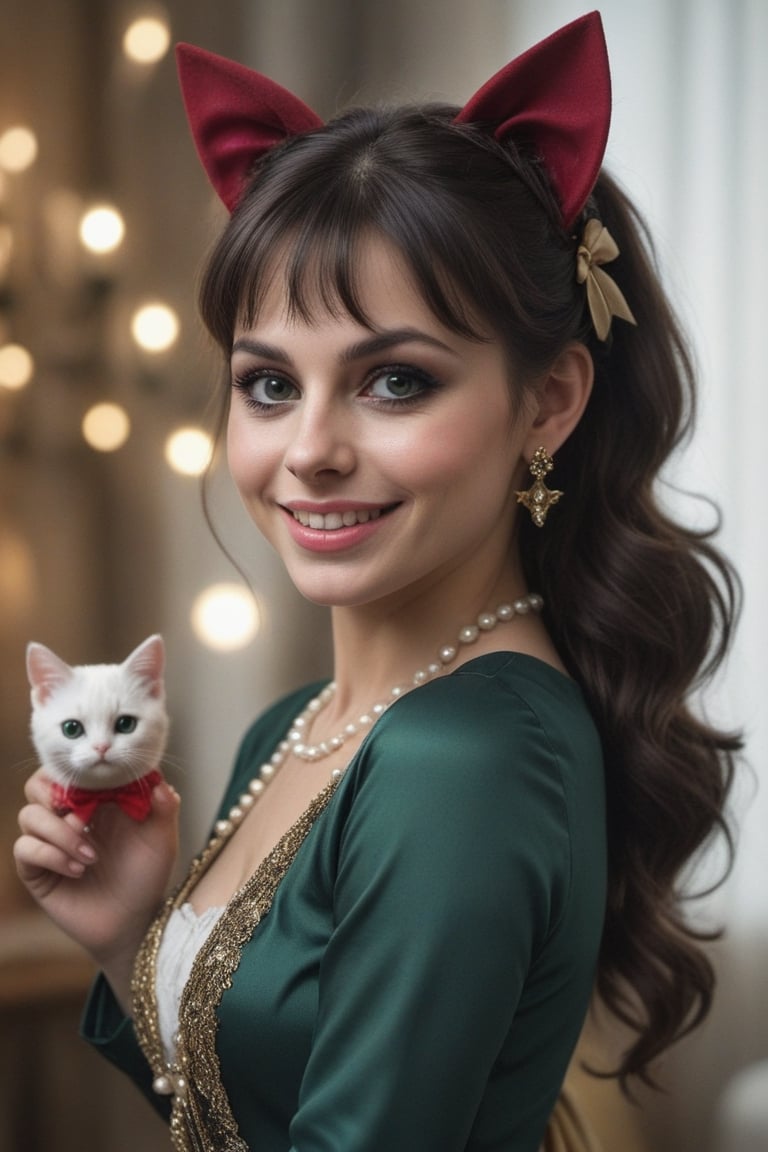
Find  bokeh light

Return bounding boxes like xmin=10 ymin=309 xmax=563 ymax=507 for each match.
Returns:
xmin=131 ymin=302 xmax=179 ymax=352
xmin=191 ymin=583 xmax=261 ymax=651
xmin=0 ymin=343 xmax=34 ymax=390
xmin=81 ymin=402 xmax=131 ymax=452
xmin=0 ymin=126 xmax=38 ymax=173
xmin=123 ymin=17 xmax=171 ymax=64
xmin=165 ymin=426 xmax=214 ymax=476
xmin=79 ymin=204 xmax=125 ymax=254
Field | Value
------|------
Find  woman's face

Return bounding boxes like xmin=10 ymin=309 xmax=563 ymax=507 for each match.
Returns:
xmin=227 ymin=237 xmax=535 ymax=613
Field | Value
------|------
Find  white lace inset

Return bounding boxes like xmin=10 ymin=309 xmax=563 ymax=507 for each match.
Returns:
xmin=155 ymin=902 xmax=224 ymax=1063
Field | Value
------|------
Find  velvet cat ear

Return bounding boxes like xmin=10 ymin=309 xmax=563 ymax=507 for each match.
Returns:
xmin=454 ymin=11 xmax=611 ymax=229
xmin=26 ymin=643 xmax=73 ymax=704
xmin=123 ymin=635 xmax=165 ymax=699
xmin=176 ymin=43 xmax=324 ymax=212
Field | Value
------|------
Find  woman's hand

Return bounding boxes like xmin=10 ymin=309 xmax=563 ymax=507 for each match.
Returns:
xmin=14 ymin=768 xmax=180 ymax=1008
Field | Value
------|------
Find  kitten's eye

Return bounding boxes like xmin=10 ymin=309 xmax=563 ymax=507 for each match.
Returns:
xmin=114 ymin=715 xmax=138 ymax=735
xmin=61 ymin=719 xmax=84 ymax=739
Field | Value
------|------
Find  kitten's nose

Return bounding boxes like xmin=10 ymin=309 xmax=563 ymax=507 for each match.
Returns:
xmin=93 ymin=742 xmax=111 ymax=758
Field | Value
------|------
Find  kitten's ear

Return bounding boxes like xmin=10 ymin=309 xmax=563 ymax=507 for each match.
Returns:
xmin=124 ymin=634 xmax=165 ymax=698
xmin=26 ymin=643 xmax=73 ymax=704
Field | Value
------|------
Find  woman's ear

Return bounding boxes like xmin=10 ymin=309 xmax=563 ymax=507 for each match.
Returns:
xmin=522 ymin=342 xmax=594 ymax=459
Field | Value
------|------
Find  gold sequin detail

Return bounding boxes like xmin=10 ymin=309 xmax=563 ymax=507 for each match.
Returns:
xmin=132 ymin=781 xmax=339 ymax=1152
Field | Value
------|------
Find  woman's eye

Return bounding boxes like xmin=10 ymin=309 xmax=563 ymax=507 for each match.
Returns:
xmin=365 ymin=368 xmax=437 ymax=402
xmin=61 ymin=719 xmax=84 ymax=739
xmin=114 ymin=715 xmax=138 ymax=735
xmin=234 ymin=371 xmax=299 ymax=406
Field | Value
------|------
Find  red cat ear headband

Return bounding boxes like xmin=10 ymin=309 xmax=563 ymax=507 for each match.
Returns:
xmin=177 ymin=12 xmax=607 ymax=226
xmin=176 ymin=11 xmax=635 ymax=339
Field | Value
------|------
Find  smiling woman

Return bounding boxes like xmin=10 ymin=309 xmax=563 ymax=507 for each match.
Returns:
xmin=14 ymin=14 xmax=741 ymax=1152
xmin=225 ymin=236 xmax=554 ymax=615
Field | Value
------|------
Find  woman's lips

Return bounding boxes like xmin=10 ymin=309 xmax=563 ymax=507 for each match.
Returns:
xmin=280 ymin=503 xmax=397 ymax=552
xmin=290 ymin=507 xmax=383 ymax=530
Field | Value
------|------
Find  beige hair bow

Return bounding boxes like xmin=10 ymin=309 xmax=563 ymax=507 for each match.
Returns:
xmin=576 ymin=218 xmax=637 ymax=341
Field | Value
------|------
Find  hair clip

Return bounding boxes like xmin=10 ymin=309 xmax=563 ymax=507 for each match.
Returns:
xmin=576 ymin=218 xmax=637 ymax=341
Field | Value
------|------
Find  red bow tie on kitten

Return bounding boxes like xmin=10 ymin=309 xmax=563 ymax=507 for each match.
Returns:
xmin=26 ymin=635 xmax=169 ymax=823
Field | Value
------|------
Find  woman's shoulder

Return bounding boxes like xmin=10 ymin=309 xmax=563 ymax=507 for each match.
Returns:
xmin=346 ymin=651 xmax=604 ymax=829
xmin=368 ymin=651 xmax=601 ymax=774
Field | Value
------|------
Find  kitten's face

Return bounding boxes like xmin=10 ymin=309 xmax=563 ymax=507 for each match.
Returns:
xmin=27 ymin=635 xmax=169 ymax=790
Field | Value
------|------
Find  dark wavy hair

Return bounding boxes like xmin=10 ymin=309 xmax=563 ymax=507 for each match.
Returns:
xmin=198 ymin=104 xmax=741 ymax=1089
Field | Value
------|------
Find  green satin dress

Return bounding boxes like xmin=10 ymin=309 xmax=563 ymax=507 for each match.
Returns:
xmin=82 ymin=652 xmax=607 ymax=1151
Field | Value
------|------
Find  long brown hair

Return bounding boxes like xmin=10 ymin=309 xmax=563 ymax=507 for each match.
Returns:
xmin=198 ymin=104 xmax=741 ymax=1089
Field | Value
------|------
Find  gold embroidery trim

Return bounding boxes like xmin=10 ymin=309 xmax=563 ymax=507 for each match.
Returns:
xmin=131 ymin=780 xmax=340 ymax=1152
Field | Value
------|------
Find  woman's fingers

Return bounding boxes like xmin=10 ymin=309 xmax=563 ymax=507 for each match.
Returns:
xmin=23 ymin=768 xmax=64 ymax=809
xmin=15 ymin=801 xmax=97 ymax=879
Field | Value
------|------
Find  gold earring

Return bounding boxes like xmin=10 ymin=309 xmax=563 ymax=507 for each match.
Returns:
xmin=516 ymin=446 xmax=563 ymax=527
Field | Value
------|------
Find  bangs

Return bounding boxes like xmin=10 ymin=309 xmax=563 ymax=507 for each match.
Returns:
xmin=199 ymin=105 xmax=575 ymax=372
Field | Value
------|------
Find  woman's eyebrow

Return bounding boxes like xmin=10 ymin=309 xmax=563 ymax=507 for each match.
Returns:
xmin=231 ymin=337 xmax=290 ymax=362
xmin=230 ymin=327 xmax=459 ymax=364
xmin=340 ymin=328 xmax=459 ymax=362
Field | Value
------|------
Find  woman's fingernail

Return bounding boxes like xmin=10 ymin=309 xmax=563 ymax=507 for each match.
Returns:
xmin=68 ymin=860 xmax=86 ymax=876
xmin=78 ymin=843 xmax=97 ymax=862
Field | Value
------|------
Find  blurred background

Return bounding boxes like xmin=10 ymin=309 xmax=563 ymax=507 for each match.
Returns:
xmin=0 ymin=1 xmax=765 ymax=1150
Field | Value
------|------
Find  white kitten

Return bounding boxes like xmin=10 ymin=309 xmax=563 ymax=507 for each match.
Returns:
xmin=26 ymin=635 xmax=169 ymax=791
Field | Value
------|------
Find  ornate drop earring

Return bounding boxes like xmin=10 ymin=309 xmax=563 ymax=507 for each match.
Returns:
xmin=516 ymin=447 xmax=563 ymax=527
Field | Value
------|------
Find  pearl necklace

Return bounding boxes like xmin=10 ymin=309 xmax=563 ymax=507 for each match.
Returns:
xmin=212 ymin=593 xmax=542 ymax=843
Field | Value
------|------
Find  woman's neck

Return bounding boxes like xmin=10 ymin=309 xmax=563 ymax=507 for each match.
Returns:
xmin=322 ymin=560 xmax=536 ymax=722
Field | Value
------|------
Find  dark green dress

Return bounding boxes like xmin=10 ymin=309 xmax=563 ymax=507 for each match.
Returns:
xmin=83 ymin=652 xmax=607 ymax=1151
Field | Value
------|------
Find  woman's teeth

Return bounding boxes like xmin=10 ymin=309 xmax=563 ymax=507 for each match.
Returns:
xmin=292 ymin=508 xmax=383 ymax=530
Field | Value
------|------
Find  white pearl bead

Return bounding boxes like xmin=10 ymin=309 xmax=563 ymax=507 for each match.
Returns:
xmin=359 ymin=713 xmax=372 ymax=726
xmin=215 ymin=819 xmax=233 ymax=838
xmin=528 ymin=593 xmax=543 ymax=611
xmin=344 ymin=723 xmax=358 ymax=736
xmin=496 ymin=603 xmax=513 ymax=620
xmin=477 ymin=613 xmax=496 ymax=630
xmin=239 ymin=793 xmax=255 ymax=810
xmin=229 ymin=806 xmax=244 ymax=824
xmin=331 ymin=768 xmax=343 ymax=780
xmin=306 ymin=699 xmax=322 ymax=714
xmin=413 ymin=669 xmax=428 ymax=684
xmin=390 ymin=685 xmax=404 ymax=697
xmin=249 ymin=779 xmax=265 ymax=796
xmin=372 ymin=702 xmax=386 ymax=715
xmin=439 ymin=645 xmax=457 ymax=664
xmin=329 ymin=735 xmax=344 ymax=750
xmin=428 ymin=662 xmax=442 ymax=677
xmin=260 ymin=763 xmax=275 ymax=780
xmin=458 ymin=625 xmax=479 ymax=644
xmin=152 ymin=1075 xmax=174 ymax=1096
xmin=513 ymin=597 xmax=530 ymax=614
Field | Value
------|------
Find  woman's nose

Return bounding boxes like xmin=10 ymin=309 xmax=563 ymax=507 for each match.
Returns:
xmin=284 ymin=398 xmax=356 ymax=482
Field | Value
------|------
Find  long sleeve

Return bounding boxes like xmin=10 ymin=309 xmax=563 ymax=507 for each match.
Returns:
xmin=288 ymin=659 xmax=605 ymax=1151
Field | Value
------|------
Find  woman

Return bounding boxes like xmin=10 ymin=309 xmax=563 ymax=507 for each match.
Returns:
xmin=15 ymin=13 xmax=740 ymax=1151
